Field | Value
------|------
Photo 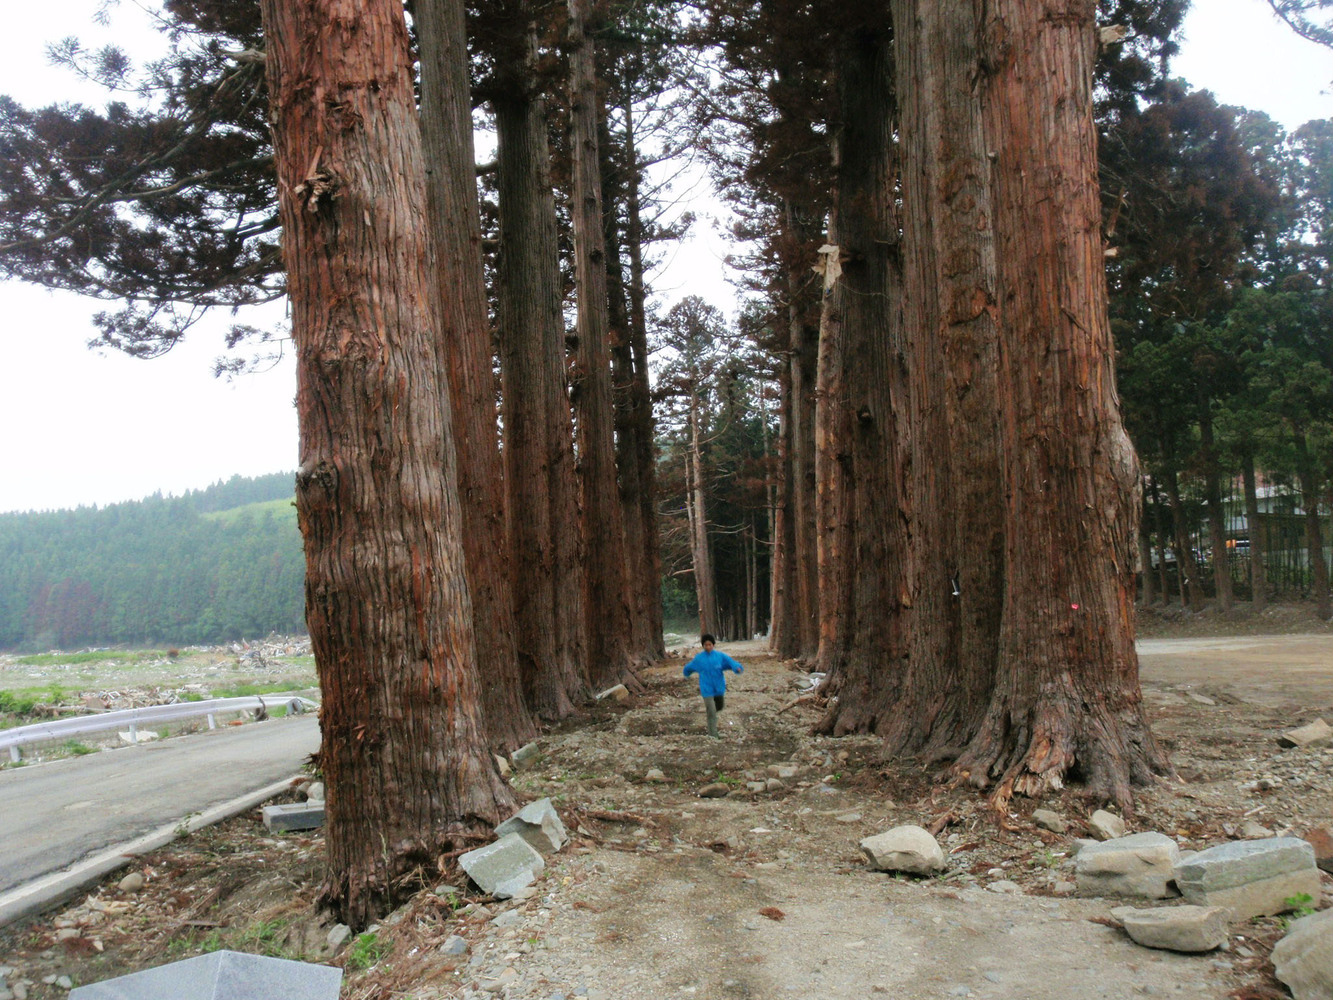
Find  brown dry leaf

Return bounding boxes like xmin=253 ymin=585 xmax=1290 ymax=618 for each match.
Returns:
xmin=758 ymin=907 xmax=785 ymax=921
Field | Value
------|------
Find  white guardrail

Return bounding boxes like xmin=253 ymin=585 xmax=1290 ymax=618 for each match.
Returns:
xmin=0 ymin=694 xmax=319 ymax=763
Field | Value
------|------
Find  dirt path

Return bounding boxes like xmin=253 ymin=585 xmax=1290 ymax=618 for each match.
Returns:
xmin=0 ymin=636 xmax=1328 ymax=999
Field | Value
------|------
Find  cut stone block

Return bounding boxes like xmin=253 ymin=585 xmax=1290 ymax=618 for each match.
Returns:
xmin=262 ymin=802 xmax=325 ymax=832
xmin=1273 ymin=907 xmax=1333 ymax=1000
xmin=1113 ymin=905 xmax=1230 ymax=953
xmin=68 ymin=950 xmax=341 ymax=999
xmin=510 ymin=742 xmax=541 ymax=766
xmin=860 ymin=825 xmax=945 ymax=875
xmin=460 ymin=833 xmax=545 ymax=898
xmin=1174 ymin=837 xmax=1321 ymax=920
xmin=1075 ymin=832 xmax=1181 ymax=899
xmin=1277 ymin=718 xmax=1333 ymax=749
xmin=494 ymin=798 xmax=568 ymax=855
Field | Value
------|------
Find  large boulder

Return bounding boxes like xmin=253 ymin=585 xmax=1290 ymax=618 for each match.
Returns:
xmin=460 ymin=833 xmax=545 ymax=898
xmin=1273 ymin=907 xmax=1333 ymax=1000
xmin=860 ymin=825 xmax=945 ymax=875
xmin=1075 ymin=833 xmax=1181 ymax=899
xmin=494 ymin=798 xmax=568 ymax=855
xmin=1174 ymin=837 xmax=1321 ymax=920
xmin=1112 ymin=905 xmax=1230 ymax=953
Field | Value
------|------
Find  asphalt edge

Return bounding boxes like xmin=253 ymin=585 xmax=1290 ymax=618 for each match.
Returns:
xmin=0 ymin=775 xmax=300 ymax=929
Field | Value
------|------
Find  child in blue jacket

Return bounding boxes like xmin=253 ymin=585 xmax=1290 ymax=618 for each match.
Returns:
xmin=683 ymin=633 xmax=743 ymax=738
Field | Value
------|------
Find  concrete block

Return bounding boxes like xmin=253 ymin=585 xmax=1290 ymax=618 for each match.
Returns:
xmin=460 ymin=833 xmax=544 ymax=898
xmin=495 ymin=798 xmax=568 ymax=855
xmin=68 ymin=950 xmax=341 ymax=999
xmin=262 ymin=802 xmax=325 ymax=832
xmin=1076 ymin=832 xmax=1180 ymax=899
xmin=1175 ymin=837 xmax=1320 ymax=920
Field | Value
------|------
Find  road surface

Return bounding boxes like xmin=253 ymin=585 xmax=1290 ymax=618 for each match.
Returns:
xmin=0 ymin=715 xmax=319 ymax=895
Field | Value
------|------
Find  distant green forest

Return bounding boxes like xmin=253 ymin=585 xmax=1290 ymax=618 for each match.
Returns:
xmin=0 ymin=473 xmax=305 ymax=650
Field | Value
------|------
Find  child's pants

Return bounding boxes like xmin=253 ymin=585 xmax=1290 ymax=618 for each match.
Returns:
xmin=703 ymin=694 xmax=725 ymax=737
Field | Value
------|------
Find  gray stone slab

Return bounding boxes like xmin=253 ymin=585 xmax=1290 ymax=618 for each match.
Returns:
xmin=1075 ymin=832 xmax=1180 ymax=899
xmin=1113 ymin=905 xmax=1230 ymax=953
xmin=460 ymin=832 xmax=544 ymax=898
xmin=1175 ymin=837 xmax=1320 ymax=919
xmin=262 ymin=802 xmax=325 ymax=832
xmin=69 ymin=950 xmax=341 ymax=999
xmin=495 ymin=797 xmax=568 ymax=855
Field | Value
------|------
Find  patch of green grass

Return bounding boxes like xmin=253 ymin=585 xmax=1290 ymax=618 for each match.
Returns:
xmin=1285 ymin=892 xmax=1316 ymax=918
xmin=14 ymin=651 xmax=117 ymax=666
xmin=63 ymin=740 xmax=97 ymax=756
xmin=181 ymin=692 xmax=206 ymax=702
xmin=214 ymin=682 xmax=299 ymax=698
xmin=201 ymin=497 xmax=297 ymax=526
xmin=232 ymin=918 xmax=293 ymax=958
xmin=344 ymin=931 xmax=390 ymax=972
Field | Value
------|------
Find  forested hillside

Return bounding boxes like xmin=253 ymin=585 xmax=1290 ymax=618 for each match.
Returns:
xmin=0 ymin=473 xmax=304 ymax=650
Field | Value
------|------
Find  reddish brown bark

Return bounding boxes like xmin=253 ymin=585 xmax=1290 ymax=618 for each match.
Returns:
xmin=787 ymin=203 xmax=822 ymax=662
xmin=953 ymin=0 xmax=1170 ymax=809
xmin=810 ymin=18 xmax=911 ymax=734
xmin=493 ymin=12 xmax=590 ymax=719
xmin=568 ymin=0 xmax=637 ymax=686
xmin=261 ymin=0 xmax=513 ymax=927
xmin=416 ymin=0 xmax=536 ymax=751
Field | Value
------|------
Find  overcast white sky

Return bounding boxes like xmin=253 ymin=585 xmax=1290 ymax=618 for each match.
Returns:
xmin=0 ymin=0 xmax=1330 ymax=513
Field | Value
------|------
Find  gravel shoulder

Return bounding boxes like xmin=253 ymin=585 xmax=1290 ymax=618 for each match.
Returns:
xmin=0 ymin=628 xmax=1329 ymax=999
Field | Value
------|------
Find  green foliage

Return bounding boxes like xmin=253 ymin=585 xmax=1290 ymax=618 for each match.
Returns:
xmin=0 ymin=473 xmax=304 ymax=650
xmin=1284 ymin=892 xmax=1316 ymax=918
xmin=232 ymin=919 xmax=294 ymax=959
xmin=63 ymin=740 xmax=96 ymax=756
xmin=344 ymin=931 xmax=390 ymax=971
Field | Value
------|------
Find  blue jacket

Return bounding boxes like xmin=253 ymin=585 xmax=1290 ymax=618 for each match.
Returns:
xmin=683 ymin=648 xmax=743 ymax=698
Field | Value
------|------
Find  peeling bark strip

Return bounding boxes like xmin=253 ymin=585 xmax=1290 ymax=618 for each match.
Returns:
xmin=261 ymin=0 xmax=513 ymax=928
xmin=955 ymin=0 xmax=1170 ymax=808
xmin=416 ymin=0 xmax=536 ymax=753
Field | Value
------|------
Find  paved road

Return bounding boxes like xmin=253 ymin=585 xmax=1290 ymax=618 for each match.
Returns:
xmin=1137 ymin=633 xmax=1333 ymax=707
xmin=0 ymin=715 xmax=319 ymax=895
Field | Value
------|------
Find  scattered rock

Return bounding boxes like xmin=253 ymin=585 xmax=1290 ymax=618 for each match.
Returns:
xmin=460 ymin=833 xmax=545 ymax=898
xmin=495 ymin=798 xmax=568 ymax=855
xmin=1075 ymin=833 xmax=1180 ymax=899
xmin=510 ymin=742 xmax=541 ymax=766
xmin=480 ymin=967 xmax=519 ymax=993
xmin=117 ymin=872 xmax=145 ymax=894
xmin=835 ymin=812 xmax=862 ymax=824
xmin=699 ymin=783 xmax=731 ymax=798
xmin=1052 ymin=881 xmax=1077 ymax=895
xmin=1240 ymin=820 xmax=1275 ymax=839
xmin=765 ymin=778 xmax=785 ymax=792
xmin=492 ymin=910 xmax=523 ymax=929
xmin=987 ymin=880 xmax=1022 ymax=894
xmin=1272 ymin=907 xmax=1333 ymax=1000
xmin=1277 ymin=718 xmax=1333 ymax=749
xmin=440 ymin=935 xmax=469 ymax=956
xmin=860 ymin=825 xmax=946 ymax=875
xmin=596 ymin=684 xmax=629 ymax=702
xmin=645 ymin=768 xmax=667 ymax=782
xmin=494 ymin=755 xmax=511 ymax=778
xmin=746 ymin=781 xmax=767 ymax=793
xmin=326 ymin=924 xmax=351 ymax=951
xmin=1174 ymin=837 xmax=1321 ymax=920
xmin=305 ymin=781 xmax=325 ymax=802
xmin=1187 ymin=692 xmax=1217 ymax=706
xmin=1112 ymin=905 xmax=1230 ymax=953
xmin=767 ymin=764 xmax=800 ymax=780
xmin=1032 ymin=809 xmax=1067 ymax=834
xmin=1089 ymin=810 xmax=1127 ymax=841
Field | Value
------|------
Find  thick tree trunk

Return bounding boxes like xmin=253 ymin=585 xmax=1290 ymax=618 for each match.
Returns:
xmin=261 ymin=0 xmax=513 ymax=928
xmin=787 ymin=204 xmax=822 ymax=661
xmin=881 ymin=0 xmax=1001 ymax=755
xmin=688 ymin=396 xmax=720 ymax=634
xmin=955 ymin=0 xmax=1170 ymax=809
xmin=568 ymin=0 xmax=637 ymax=686
xmin=622 ymin=99 xmax=665 ymax=659
xmin=493 ymin=16 xmax=590 ymax=720
xmin=416 ymin=0 xmax=535 ymax=751
xmin=1199 ymin=406 xmax=1233 ymax=610
xmin=810 ymin=20 xmax=910 ymax=736
xmin=1241 ymin=448 xmax=1267 ymax=610
xmin=768 ymin=359 xmax=797 ymax=654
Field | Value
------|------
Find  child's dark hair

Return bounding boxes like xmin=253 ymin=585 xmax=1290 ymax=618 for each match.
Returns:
xmin=701 ymin=633 xmax=716 ymax=645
